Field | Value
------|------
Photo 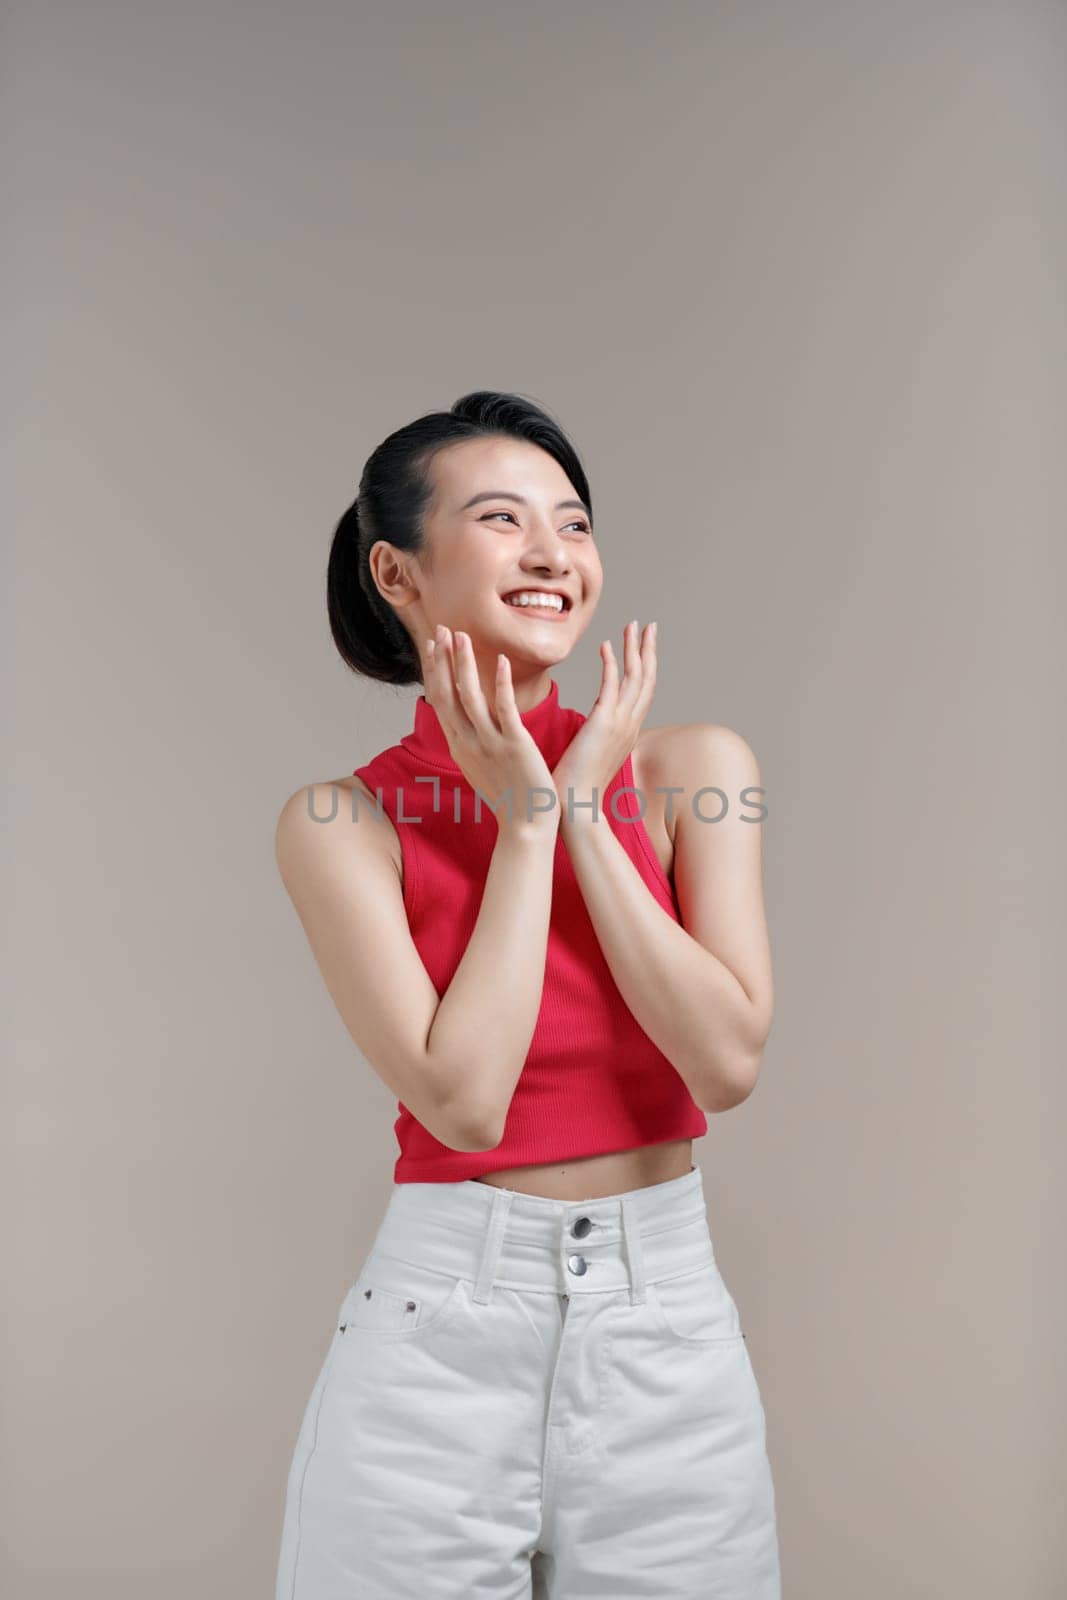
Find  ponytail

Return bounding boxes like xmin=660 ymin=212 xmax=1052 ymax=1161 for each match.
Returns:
xmin=327 ymin=495 xmax=420 ymax=686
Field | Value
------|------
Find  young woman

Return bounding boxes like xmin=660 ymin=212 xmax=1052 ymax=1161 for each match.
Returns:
xmin=273 ymin=391 xmax=781 ymax=1598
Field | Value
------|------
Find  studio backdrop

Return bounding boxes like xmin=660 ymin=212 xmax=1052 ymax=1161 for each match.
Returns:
xmin=7 ymin=3 xmax=1063 ymax=1597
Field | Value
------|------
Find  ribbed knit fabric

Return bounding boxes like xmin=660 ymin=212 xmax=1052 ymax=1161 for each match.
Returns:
xmin=353 ymin=677 xmax=708 ymax=1183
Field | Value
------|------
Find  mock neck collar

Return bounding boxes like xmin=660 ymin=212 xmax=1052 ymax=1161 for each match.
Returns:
xmin=400 ymin=677 xmax=567 ymax=772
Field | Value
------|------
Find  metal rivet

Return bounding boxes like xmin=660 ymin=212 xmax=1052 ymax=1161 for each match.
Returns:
xmin=364 ymin=1288 xmax=372 ymax=1298
xmin=406 ymin=1301 xmax=416 ymax=1311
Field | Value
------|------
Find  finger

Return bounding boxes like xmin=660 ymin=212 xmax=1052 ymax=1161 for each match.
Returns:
xmin=419 ymin=634 xmax=435 ymax=689
xmin=492 ymin=652 xmax=522 ymax=734
xmin=417 ymin=625 xmax=447 ymax=699
xmin=429 ymin=625 xmax=464 ymax=740
xmin=417 ymin=631 xmax=431 ymax=674
xmin=618 ymin=619 xmax=643 ymax=714
xmin=451 ymin=629 xmax=497 ymax=738
xmin=635 ymin=622 xmax=658 ymax=719
xmin=595 ymin=638 xmax=619 ymax=712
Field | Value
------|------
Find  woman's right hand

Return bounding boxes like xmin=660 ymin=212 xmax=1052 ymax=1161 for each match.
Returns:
xmin=418 ymin=626 xmax=559 ymax=835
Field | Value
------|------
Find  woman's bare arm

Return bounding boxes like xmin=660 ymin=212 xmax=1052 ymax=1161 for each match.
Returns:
xmin=560 ymin=724 xmax=773 ymax=1113
xmin=274 ymin=781 xmax=558 ymax=1150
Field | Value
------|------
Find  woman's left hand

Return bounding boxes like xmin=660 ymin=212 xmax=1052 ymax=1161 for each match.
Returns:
xmin=551 ymin=620 xmax=658 ymax=817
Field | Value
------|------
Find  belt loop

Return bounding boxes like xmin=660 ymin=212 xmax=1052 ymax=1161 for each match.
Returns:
xmin=619 ymin=1195 xmax=647 ymax=1306
xmin=472 ymin=1185 xmax=514 ymax=1305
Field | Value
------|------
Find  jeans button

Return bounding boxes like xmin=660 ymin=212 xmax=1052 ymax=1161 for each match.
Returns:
xmin=571 ymin=1215 xmax=593 ymax=1238
xmin=567 ymin=1254 xmax=589 ymax=1276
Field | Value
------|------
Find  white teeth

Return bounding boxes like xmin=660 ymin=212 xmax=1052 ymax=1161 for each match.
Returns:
xmin=503 ymin=591 xmax=566 ymax=611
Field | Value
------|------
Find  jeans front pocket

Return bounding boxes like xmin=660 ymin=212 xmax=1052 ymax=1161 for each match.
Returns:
xmin=649 ymin=1258 xmax=747 ymax=1346
xmin=336 ymin=1249 xmax=467 ymax=1342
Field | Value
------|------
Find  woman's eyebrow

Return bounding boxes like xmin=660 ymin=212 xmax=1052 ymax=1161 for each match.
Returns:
xmin=459 ymin=490 xmax=590 ymax=517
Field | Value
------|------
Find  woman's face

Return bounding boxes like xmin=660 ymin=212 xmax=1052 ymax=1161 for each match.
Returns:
xmin=387 ymin=434 xmax=603 ymax=688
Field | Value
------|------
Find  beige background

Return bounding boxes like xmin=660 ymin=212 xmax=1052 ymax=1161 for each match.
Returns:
xmin=6 ymin=2 xmax=1064 ymax=1595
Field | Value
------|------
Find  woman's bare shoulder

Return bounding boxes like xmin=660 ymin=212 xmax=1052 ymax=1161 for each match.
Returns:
xmin=635 ymin=719 xmax=758 ymax=774
xmin=633 ymin=719 xmax=685 ymax=764
xmin=273 ymin=773 xmax=402 ymax=884
xmin=631 ymin=720 xmax=689 ymax=801
xmin=633 ymin=721 xmax=759 ymax=840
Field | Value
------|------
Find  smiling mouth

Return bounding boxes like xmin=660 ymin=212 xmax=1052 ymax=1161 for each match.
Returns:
xmin=500 ymin=593 xmax=573 ymax=616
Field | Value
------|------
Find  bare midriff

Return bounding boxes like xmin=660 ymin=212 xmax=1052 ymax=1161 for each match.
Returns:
xmin=471 ymin=1137 xmax=694 ymax=1201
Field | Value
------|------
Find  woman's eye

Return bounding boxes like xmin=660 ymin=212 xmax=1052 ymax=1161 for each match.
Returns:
xmin=483 ymin=512 xmax=591 ymax=534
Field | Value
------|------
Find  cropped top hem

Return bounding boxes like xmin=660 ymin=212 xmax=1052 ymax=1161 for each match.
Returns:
xmin=392 ymin=1120 xmax=708 ymax=1185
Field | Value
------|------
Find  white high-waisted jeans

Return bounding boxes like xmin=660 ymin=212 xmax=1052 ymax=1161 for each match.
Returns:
xmin=274 ymin=1163 xmax=781 ymax=1599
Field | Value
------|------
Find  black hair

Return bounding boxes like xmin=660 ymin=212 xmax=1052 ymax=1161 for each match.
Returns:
xmin=327 ymin=390 xmax=593 ymax=687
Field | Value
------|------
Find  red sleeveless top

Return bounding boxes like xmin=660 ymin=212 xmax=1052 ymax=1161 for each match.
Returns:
xmin=353 ymin=677 xmax=707 ymax=1183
